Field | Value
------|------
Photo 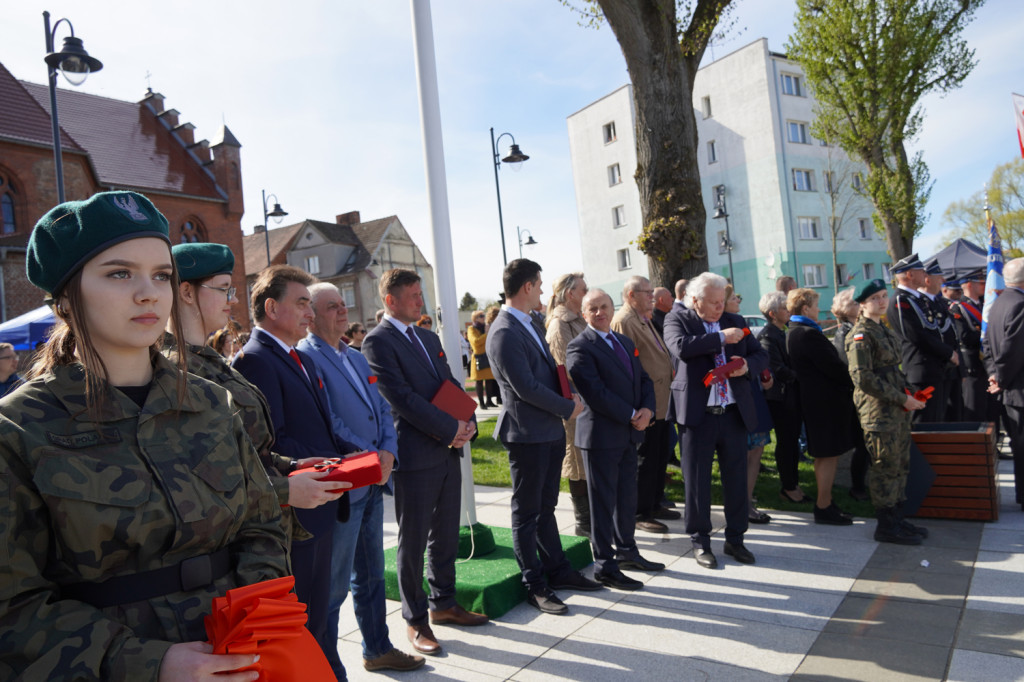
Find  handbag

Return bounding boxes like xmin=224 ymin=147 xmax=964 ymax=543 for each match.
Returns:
xmin=474 ymin=353 xmax=490 ymax=371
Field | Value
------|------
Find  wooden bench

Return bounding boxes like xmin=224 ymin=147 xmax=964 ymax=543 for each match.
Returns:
xmin=911 ymin=422 xmax=999 ymax=521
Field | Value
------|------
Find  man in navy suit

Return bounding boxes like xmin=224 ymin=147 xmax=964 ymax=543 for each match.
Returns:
xmin=487 ymin=259 xmax=601 ymax=616
xmin=232 ymin=265 xmax=358 ymax=668
xmin=299 ymin=283 xmax=424 ymax=674
xmin=663 ymin=272 xmax=769 ymax=569
xmin=361 ymin=269 xmax=487 ymax=658
xmin=566 ymin=290 xmax=663 ymax=591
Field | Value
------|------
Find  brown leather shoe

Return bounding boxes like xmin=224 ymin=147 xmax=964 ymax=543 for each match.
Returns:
xmin=407 ymin=624 xmax=441 ymax=655
xmin=635 ymin=518 xmax=669 ymax=533
xmin=429 ymin=604 xmax=489 ymax=626
xmin=363 ymin=647 xmax=426 ymax=671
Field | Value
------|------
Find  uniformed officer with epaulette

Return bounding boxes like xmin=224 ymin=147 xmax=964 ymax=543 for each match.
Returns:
xmin=920 ymin=257 xmax=963 ymax=421
xmin=847 ymin=279 xmax=928 ymax=545
xmin=950 ymin=269 xmax=994 ymax=422
xmin=886 ymin=254 xmax=959 ymax=422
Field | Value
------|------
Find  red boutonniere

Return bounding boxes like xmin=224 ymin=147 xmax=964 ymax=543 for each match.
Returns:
xmin=438 ymin=351 xmax=445 ymax=358
xmin=368 ymin=375 xmax=378 ymax=385
xmin=633 ymin=348 xmax=640 ymax=357
xmin=318 ymin=377 xmax=324 ymax=390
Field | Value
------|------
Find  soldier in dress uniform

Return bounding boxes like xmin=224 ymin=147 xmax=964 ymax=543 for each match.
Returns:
xmin=950 ymin=270 xmax=994 ymax=422
xmin=847 ymin=279 xmax=928 ymax=545
xmin=920 ymin=257 xmax=963 ymax=421
xmin=886 ymin=254 xmax=959 ymax=423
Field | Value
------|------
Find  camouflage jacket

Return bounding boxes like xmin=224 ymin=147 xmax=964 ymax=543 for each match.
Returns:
xmin=0 ymin=355 xmax=288 ymax=681
xmin=846 ymin=317 xmax=913 ymax=432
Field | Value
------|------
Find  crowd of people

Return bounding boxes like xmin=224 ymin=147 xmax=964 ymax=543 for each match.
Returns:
xmin=2 ymin=189 xmax=1023 ymax=680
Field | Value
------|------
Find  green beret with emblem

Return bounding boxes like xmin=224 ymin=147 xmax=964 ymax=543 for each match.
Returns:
xmin=172 ymin=242 xmax=235 ymax=282
xmin=854 ymin=278 xmax=888 ymax=303
xmin=27 ymin=191 xmax=170 ymax=295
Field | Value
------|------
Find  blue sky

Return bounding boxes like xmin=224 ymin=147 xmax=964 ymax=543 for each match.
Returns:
xmin=4 ymin=0 xmax=1020 ymax=302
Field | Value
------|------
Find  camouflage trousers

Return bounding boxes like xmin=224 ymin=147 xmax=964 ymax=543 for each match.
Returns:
xmin=864 ymin=428 xmax=910 ymax=508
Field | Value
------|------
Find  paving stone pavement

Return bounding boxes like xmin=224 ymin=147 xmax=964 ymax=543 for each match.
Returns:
xmin=334 ymin=443 xmax=1024 ymax=681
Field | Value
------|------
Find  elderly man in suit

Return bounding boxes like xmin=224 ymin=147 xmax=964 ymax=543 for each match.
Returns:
xmin=986 ymin=258 xmax=1024 ymax=510
xmin=663 ymin=272 xmax=769 ymax=568
xmin=611 ymin=276 xmax=678 ymax=533
xmin=361 ymin=269 xmax=486 ymax=658
xmin=487 ymin=258 xmax=600 ymax=615
xmin=232 ymin=265 xmax=359 ymax=668
xmin=298 ymin=283 xmax=424 ymax=674
xmin=567 ymin=289 xmax=663 ymax=590
xmin=651 ymin=287 xmax=673 ymax=336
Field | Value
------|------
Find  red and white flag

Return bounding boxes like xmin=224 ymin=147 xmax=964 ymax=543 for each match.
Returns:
xmin=1014 ymin=93 xmax=1024 ymax=159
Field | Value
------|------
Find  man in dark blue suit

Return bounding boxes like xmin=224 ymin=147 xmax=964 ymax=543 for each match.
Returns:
xmin=232 ymin=265 xmax=358 ymax=670
xmin=487 ymin=259 xmax=601 ymax=616
xmin=299 ymin=283 xmax=424 ymax=674
xmin=361 ymin=269 xmax=487 ymax=658
xmin=663 ymin=272 xmax=769 ymax=569
xmin=566 ymin=290 xmax=663 ymax=591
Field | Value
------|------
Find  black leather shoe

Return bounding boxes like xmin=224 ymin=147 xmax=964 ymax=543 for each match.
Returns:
xmin=527 ymin=589 xmax=568 ymax=614
xmin=815 ymin=503 xmax=854 ymax=526
xmin=694 ymin=549 xmax=717 ymax=569
xmin=635 ymin=518 xmax=668 ymax=533
xmin=748 ymin=509 xmax=771 ymax=524
xmin=651 ymin=506 xmax=682 ymax=520
xmin=723 ymin=542 xmax=756 ymax=564
xmin=617 ymin=555 xmax=665 ymax=572
xmin=548 ymin=571 xmax=603 ymax=591
xmin=595 ymin=570 xmax=642 ymax=591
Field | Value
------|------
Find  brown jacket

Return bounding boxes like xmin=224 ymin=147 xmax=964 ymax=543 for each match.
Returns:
xmin=546 ymin=304 xmax=588 ymax=480
xmin=611 ymin=304 xmax=673 ymax=419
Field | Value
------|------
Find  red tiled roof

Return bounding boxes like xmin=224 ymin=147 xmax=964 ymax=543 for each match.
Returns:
xmin=242 ymin=223 xmax=303 ymax=276
xmin=0 ymin=62 xmax=83 ymax=152
xmin=19 ymin=80 xmax=224 ymax=201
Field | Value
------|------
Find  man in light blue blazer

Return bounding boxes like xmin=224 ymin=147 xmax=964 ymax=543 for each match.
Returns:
xmin=298 ymin=283 xmax=424 ymax=674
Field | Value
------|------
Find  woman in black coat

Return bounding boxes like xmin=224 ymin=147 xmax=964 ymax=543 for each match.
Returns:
xmin=786 ymin=288 xmax=856 ymax=525
xmin=757 ymin=291 xmax=809 ymax=504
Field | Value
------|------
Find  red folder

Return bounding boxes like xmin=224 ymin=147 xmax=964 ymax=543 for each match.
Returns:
xmin=289 ymin=451 xmax=382 ymax=493
xmin=556 ymin=364 xmax=572 ymax=399
xmin=702 ymin=357 xmax=745 ymax=387
xmin=431 ymin=380 xmax=479 ymax=421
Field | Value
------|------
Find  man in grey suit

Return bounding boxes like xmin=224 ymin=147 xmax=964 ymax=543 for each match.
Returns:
xmin=298 ymin=283 xmax=423 ymax=673
xmin=567 ymin=290 xmax=663 ymax=591
xmin=361 ymin=270 xmax=486 ymax=657
xmin=486 ymin=259 xmax=601 ymax=615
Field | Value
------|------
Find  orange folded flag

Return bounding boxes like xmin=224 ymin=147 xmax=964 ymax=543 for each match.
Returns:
xmin=205 ymin=575 xmax=335 ymax=681
xmin=290 ymin=452 xmax=382 ymax=493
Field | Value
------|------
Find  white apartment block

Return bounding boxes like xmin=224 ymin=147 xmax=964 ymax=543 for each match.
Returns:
xmin=566 ymin=38 xmax=891 ymax=317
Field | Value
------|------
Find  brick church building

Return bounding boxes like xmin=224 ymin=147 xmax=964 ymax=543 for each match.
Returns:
xmin=0 ymin=61 xmax=246 ymax=322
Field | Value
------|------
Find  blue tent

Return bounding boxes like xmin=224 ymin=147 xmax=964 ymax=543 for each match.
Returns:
xmin=0 ymin=306 xmax=56 ymax=350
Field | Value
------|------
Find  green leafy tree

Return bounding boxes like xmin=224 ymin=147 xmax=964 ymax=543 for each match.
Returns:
xmin=562 ymin=0 xmax=734 ymax=286
xmin=787 ymin=0 xmax=983 ymax=261
xmin=942 ymin=157 xmax=1024 ymax=258
xmin=458 ymin=291 xmax=479 ymax=312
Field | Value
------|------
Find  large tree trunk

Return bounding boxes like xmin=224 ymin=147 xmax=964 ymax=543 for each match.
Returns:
xmin=596 ymin=0 xmax=727 ymax=288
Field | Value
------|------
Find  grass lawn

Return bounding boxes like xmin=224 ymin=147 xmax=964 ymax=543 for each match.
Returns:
xmin=470 ymin=416 xmax=876 ymax=518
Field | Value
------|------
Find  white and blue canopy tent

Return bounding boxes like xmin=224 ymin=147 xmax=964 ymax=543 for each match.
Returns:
xmin=0 ymin=306 xmax=56 ymax=350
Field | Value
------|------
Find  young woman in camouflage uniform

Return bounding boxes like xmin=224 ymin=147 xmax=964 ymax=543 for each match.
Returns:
xmin=0 ymin=192 xmax=288 ymax=681
xmin=846 ymin=278 xmax=929 ymax=545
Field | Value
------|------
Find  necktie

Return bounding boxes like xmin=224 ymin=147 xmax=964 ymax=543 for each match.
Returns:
xmin=645 ymin=318 xmax=665 ymax=352
xmin=406 ymin=327 xmax=436 ymax=374
xmin=288 ymin=348 xmax=309 ymax=383
xmin=609 ymin=333 xmax=633 ymax=378
xmin=712 ymin=329 xmax=728 ymax=405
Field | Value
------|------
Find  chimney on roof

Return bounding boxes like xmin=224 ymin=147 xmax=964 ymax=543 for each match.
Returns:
xmin=336 ymin=211 xmax=361 ymax=226
xmin=254 ymin=224 xmax=266 ymax=234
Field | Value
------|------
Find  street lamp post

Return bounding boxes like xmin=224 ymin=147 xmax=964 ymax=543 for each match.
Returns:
xmin=490 ymin=128 xmax=529 ymax=265
xmin=43 ymin=11 xmax=102 ymax=203
xmin=517 ymin=226 xmax=538 ymax=260
xmin=713 ymin=185 xmax=735 ymax=283
xmin=262 ymin=190 xmax=288 ymax=267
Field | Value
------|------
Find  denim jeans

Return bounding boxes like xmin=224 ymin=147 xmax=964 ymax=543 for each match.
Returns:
xmin=325 ymin=485 xmax=392 ymax=675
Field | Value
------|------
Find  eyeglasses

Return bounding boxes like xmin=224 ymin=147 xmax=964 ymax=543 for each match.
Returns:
xmin=201 ymin=284 xmax=237 ymax=300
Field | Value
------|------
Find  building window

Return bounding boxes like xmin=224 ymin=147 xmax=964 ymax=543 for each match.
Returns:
xmin=0 ymin=195 xmax=14 ymax=235
xmin=798 ymin=217 xmax=821 ymax=240
xmin=823 ymin=171 xmax=836 ymax=193
xmin=803 ymin=264 xmax=826 ymax=288
xmin=787 ymin=121 xmax=809 ymax=144
xmin=852 ymin=173 xmax=863 ymax=190
xmin=305 ymin=255 xmax=320 ymax=274
xmin=602 ymin=121 xmax=617 ymax=144
xmin=707 ymin=140 xmax=718 ymax=164
xmin=179 ymin=219 xmax=205 ymax=243
xmin=616 ymin=248 xmax=631 ymax=271
xmin=780 ymin=73 xmax=803 ymax=96
xmin=792 ymin=169 xmax=814 ymax=191
xmin=863 ymin=263 xmax=876 ymax=280
xmin=341 ymin=283 xmax=356 ymax=308
xmin=612 ymin=205 xmax=626 ymax=228
xmin=837 ymin=263 xmax=850 ymax=285
xmin=882 ymin=263 xmax=892 ymax=280
xmin=701 ymin=96 xmax=712 ymax=119
xmin=859 ymin=218 xmax=871 ymax=239
xmin=608 ymin=163 xmax=622 ymax=186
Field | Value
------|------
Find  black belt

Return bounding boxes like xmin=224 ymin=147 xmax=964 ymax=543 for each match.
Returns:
xmin=61 ymin=547 xmax=231 ymax=609
xmin=705 ymin=404 xmax=736 ymax=415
